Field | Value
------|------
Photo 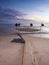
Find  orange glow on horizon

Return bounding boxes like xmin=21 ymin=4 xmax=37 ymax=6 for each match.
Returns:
xmin=16 ymin=16 xmax=49 ymax=23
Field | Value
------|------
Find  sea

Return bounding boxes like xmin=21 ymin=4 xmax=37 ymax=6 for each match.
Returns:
xmin=0 ymin=24 xmax=16 ymax=35
xmin=0 ymin=24 xmax=49 ymax=38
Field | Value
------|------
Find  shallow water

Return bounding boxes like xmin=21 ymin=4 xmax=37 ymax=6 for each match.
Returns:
xmin=0 ymin=24 xmax=49 ymax=38
xmin=0 ymin=24 xmax=16 ymax=35
xmin=31 ymin=26 xmax=49 ymax=38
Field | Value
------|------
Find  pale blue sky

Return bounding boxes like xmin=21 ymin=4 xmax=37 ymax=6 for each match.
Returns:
xmin=0 ymin=0 xmax=49 ymax=24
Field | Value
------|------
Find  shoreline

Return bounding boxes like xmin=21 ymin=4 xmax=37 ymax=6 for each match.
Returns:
xmin=0 ymin=32 xmax=49 ymax=39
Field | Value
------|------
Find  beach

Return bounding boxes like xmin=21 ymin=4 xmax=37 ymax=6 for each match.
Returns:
xmin=0 ymin=34 xmax=49 ymax=65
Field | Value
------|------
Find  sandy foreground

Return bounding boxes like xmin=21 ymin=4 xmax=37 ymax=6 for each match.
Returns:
xmin=0 ymin=34 xmax=49 ymax=65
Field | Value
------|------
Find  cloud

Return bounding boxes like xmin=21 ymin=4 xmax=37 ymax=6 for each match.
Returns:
xmin=0 ymin=6 xmax=26 ymax=20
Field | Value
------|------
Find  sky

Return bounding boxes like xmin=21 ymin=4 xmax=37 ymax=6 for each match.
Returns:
xmin=0 ymin=0 xmax=49 ymax=24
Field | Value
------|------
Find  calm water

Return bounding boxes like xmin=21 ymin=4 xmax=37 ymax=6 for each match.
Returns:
xmin=0 ymin=24 xmax=16 ymax=35
xmin=30 ymin=26 xmax=49 ymax=38
xmin=0 ymin=24 xmax=49 ymax=38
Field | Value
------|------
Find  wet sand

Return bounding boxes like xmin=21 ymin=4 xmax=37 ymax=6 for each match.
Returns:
xmin=0 ymin=34 xmax=49 ymax=65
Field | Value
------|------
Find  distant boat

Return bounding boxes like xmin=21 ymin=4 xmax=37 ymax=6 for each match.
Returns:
xmin=41 ymin=23 xmax=44 ymax=26
xmin=30 ymin=23 xmax=33 ymax=27
xmin=15 ymin=23 xmax=20 ymax=26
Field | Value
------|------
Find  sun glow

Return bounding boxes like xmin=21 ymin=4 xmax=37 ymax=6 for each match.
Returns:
xmin=16 ymin=15 xmax=49 ymax=23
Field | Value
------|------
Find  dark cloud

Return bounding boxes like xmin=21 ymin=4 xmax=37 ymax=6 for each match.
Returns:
xmin=0 ymin=6 xmax=26 ymax=20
